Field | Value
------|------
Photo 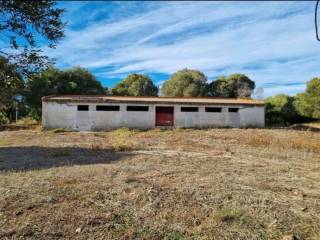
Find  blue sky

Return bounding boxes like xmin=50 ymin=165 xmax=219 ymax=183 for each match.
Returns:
xmin=43 ymin=1 xmax=320 ymax=97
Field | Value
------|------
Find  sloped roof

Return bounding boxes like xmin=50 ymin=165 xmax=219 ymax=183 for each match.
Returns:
xmin=42 ymin=95 xmax=264 ymax=106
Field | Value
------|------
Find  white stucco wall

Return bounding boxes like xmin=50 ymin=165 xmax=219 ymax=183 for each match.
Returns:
xmin=42 ymin=102 xmax=77 ymax=129
xmin=92 ymin=104 xmax=155 ymax=130
xmin=42 ymin=101 xmax=265 ymax=130
xmin=239 ymin=106 xmax=265 ymax=128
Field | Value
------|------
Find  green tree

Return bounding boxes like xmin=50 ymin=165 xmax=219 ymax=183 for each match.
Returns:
xmin=25 ymin=67 xmax=105 ymax=117
xmin=294 ymin=78 xmax=320 ymax=119
xmin=112 ymin=73 xmax=158 ymax=96
xmin=265 ymin=94 xmax=300 ymax=125
xmin=209 ymin=73 xmax=255 ymax=98
xmin=0 ymin=0 xmax=65 ymax=77
xmin=162 ymin=69 xmax=208 ymax=97
xmin=0 ymin=57 xmax=24 ymax=122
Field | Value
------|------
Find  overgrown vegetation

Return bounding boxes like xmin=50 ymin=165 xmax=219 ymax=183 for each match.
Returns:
xmin=16 ymin=117 xmax=39 ymax=125
xmin=265 ymin=94 xmax=302 ymax=126
xmin=0 ymin=111 xmax=9 ymax=125
xmin=110 ymin=128 xmax=137 ymax=151
xmin=265 ymin=78 xmax=320 ymax=126
xmin=294 ymin=77 xmax=320 ymax=119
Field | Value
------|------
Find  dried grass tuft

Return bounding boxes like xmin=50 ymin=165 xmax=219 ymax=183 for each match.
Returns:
xmin=242 ymin=132 xmax=320 ymax=152
xmin=110 ymin=128 xmax=137 ymax=151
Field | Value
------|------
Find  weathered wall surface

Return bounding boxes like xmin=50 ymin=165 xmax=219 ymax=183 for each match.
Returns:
xmin=175 ymin=106 xmax=227 ymax=128
xmin=42 ymin=102 xmax=265 ymax=130
xmin=92 ymin=104 xmax=155 ymax=130
xmin=239 ymin=106 xmax=265 ymax=128
xmin=42 ymin=102 xmax=77 ymax=129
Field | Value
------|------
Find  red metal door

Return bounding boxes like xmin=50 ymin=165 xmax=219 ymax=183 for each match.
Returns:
xmin=156 ymin=107 xmax=174 ymax=126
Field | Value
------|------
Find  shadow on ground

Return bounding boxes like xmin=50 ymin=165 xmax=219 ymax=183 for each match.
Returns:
xmin=0 ymin=146 xmax=132 ymax=171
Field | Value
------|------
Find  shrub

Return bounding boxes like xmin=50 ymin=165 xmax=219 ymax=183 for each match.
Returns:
xmin=265 ymin=94 xmax=303 ymax=126
xmin=294 ymin=78 xmax=320 ymax=119
xmin=110 ymin=128 xmax=136 ymax=151
xmin=16 ymin=117 xmax=38 ymax=125
xmin=0 ymin=111 xmax=9 ymax=125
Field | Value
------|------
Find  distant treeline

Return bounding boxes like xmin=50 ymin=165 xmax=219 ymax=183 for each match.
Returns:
xmin=265 ymin=78 xmax=320 ymax=126
xmin=0 ymin=62 xmax=319 ymax=126
xmin=1 ymin=1 xmax=318 ymax=126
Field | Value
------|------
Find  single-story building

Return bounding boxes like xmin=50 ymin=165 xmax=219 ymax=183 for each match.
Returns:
xmin=42 ymin=95 xmax=265 ymax=130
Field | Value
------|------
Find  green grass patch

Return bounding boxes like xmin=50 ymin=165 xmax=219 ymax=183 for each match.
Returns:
xmin=213 ymin=208 xmax=255 ymax=226
xmin=164 ymin=230 xmax=186 ymax=240
xmin=0 ymin=139 xmax=12 ymax=146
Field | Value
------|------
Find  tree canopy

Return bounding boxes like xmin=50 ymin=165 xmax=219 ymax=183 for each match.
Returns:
xmin=0 ymin=0 xmax=65 ymax=77
xmin=162 ymin=69 xmax=208 ymax=97
xmin=0 ymin=57 xmax=24 ymax=105
xmin=265 ymin=94 xmax=300 ymax=125
xmin=0 ymin=57 xmax=24 ymax=121
xmin=112 ymin=74 xmax=158 ymax=96
xmin=209 ymin=73 xmax=255 ymax=98
xmin=294 ymin=78 xmax=320 ymax=119
xmin=25 ymin=67 xmax=105 ymax=117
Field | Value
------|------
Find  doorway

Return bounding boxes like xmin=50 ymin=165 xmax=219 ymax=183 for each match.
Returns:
xmin=156 ymin=107 xmax=174 ymax=127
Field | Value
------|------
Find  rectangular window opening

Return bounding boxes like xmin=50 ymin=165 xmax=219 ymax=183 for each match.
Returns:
xmin=127 ymin=106 xmax=149 ymax=111
xmin=228 ymin=108 xmax=239 ymax=113
xmin=205 ymin=107 xmax=222 ymax=112
xmin=96 ymin=105 xmax=120 ymax=111
xmin=181 ymin=107 xmax=199 ymax=112
xmin=77 ymin=105 xmax=89 ymax=111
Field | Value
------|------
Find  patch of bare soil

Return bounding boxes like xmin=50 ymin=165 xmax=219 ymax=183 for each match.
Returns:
xmin=0 ymin=128 xmax=319 ymax=239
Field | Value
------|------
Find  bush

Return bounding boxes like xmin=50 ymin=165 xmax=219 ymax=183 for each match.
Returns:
xmin=16 ymin=117 xmax=39 ymax=125
xmin=294 ymin=78 xmax=320 ymax=119
xmin=265 ymin=94 xmax=302 ymax=126
xmin=0 ymin=111 xmax=9 ymax=125
xmin=27 ymin=108 xmax=42 ymax=122
xmin=110 ymin=128 xmax=136 ymax=151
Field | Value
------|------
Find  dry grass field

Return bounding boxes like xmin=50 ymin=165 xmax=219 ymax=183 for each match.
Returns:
xmin=0 ymin=127 xmax=319 ymax=240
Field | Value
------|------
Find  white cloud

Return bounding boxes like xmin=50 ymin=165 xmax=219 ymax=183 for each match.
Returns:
xmin=263 ymin=84 xmax=306 ymax=97
xmin=45 ymin=1 xmax=320 ymax=96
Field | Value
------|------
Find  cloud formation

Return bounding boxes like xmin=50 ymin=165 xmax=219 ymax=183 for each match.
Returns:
xmin=46 ymin=1 xmax=320 ymax=96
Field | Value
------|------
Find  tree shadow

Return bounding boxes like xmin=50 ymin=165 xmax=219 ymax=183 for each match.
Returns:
xmin=0 ymin=146 xmax=133 ymax=172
